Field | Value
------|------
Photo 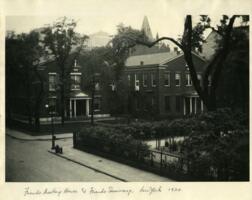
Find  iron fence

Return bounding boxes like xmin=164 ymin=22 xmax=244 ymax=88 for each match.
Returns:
xmin=73 ymin=132 xmax=192 ymax=180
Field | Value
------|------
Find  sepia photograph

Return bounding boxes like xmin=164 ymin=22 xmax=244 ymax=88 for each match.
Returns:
xmin=1 ymin=0 xmax=252 ymax=199
xmin=4 ymin=8 xmax=250 ymax=183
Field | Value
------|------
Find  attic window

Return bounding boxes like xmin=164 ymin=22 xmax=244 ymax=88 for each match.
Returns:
xmin=140 ymin=61 xmax=144 ymax=65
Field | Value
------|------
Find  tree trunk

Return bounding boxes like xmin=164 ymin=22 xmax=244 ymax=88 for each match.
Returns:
xmin=61 ymin=86 xmax=65 ymax=125
xmin=91 ymin=86 xmax=95 ymax=126
xmin=26 ymin=71 xmax=32 ymax=125
xmin=60 ymin=66 xmax=65 ymax=125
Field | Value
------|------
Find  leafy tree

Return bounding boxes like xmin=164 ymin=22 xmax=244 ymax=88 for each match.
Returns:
xmin=42 ymin=17 xmax=88 ymax=124
xmin=79 ymin=47 xmax=107 ymax=125
xmin=216 ymin=25 xmax=249 ymax=112
xmin=181 ymin=109 xmax=249 ymax=180
xmin=79 ymin=36 xmax=132 ymax=120
xmin=112 ymin=15 xmax=249 ymax=111
xmin=6 ymin=31 xmax=44 ymax=130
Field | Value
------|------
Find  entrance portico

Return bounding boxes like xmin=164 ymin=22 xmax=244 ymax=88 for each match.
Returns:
xmin=69 ymin=91 xmax=91 ymax=118
xmin=183 ymin=92 xmax=204 ymax=115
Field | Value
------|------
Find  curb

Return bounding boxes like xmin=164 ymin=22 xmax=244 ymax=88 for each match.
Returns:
xmin=6 ymin=134 xmax=72 ymax=141
xmin=48 ymin=150 xmax=127 ymax=182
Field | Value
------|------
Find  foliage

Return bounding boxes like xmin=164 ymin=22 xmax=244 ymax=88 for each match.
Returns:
xmin=112 ymin=15 xmax=249 ymax=112
xmin=78 ymin=126 xmax=150 ymax=160
xmin=216 ymin=26 xmax=249 ymax=111
xmin=181 ymin=108 xmax=249 ymax=180
xmin=6 ymin=31 xmax=44 ymax=129
xmin=42 ymin=17 xmax=88 ymax=124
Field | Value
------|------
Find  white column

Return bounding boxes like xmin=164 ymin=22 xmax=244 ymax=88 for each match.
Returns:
xmin=195 ymin=97 xmax=197 ymax=114
xmin=69 ymin=99 xmax=72 ymax=118
xmin=190 ymin=97 xmax=192 ymax=114
xmin=183 ymin=98 xmax=186 ymax=115
xmin=86 ymin=99 xmax=90 ymax=116
xmin=201 ymin=100 xmax=204 ymax=112
xmin=74 ymin=99 xmax=77 ymax=117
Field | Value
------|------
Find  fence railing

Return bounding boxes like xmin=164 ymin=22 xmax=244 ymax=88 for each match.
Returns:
xmin=73 ymin=132 xmax=192 ymax=181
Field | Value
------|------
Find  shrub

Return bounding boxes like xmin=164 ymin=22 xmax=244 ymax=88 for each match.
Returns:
xmin=181 ymin=109 xmax=249 ymax=181
xmin=78 ymin=126 xmax=150 ymax=161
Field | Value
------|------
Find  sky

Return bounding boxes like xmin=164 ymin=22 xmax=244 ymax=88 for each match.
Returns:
xmin=4 ymin=0 xmax=251 ymax=38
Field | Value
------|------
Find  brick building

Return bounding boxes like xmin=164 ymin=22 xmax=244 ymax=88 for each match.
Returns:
xmin=122 ymin=16 xmax=207 ymax=118
xmin=124 ymin=50 xmax=207 ymax=118
xmin=38 ymin=56 xmax=109 ymax=121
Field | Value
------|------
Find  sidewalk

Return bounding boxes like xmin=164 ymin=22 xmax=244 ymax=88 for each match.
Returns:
xmin=6 ymin=128 xmax=174 ymax=181
xmin=51 ymin=139 xmax=174 ymax=182
xmin=6 ymin=128 xmax=72 ymax=141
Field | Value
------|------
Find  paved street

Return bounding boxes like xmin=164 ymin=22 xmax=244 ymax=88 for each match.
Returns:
xmin=6 ymin=129 xmax=173 ymax=182
xmin=6 ymin=135 xmax=118 ymax=182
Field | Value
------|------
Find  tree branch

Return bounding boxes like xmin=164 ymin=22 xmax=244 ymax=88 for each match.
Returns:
xmin=209 ymin=26 xmax=224 ymax=37
xmin=182 ymin=15 xmax=206 ymax=102
xmin=135 ymin=37 xmax=183 ymax=50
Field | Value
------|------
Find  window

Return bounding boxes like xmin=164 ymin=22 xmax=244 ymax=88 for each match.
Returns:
xmin=151 ymin=73 xmax=156 ymax=87
xmin=175 ymin=73 xmax=181 ymax=86
xmin=110 ymin=82 xmax=116 ymax=91
xmin=70 ymin=74 xmax=81 ymax=90
xmin=143 ymin=74 xmax=148 ymax=87
xmin=185 ymin=73 xmax=192 ymax=86
xmin=127 ymin=74 xmax=131 ymax=86
xmin=164 ymin=72 xmax=170 ymax=86
xmin=164 ymin=96 xmax=171 ymax=111
xmin=135 ymin=74 xmax=140 ymax=91
xmin=49 ymin=73 xmax=57 ymax=91
xmin=176 ymin=96 xmax=181 ymax=112
xmin=95 ymin=82 xmax=100 ymax=91
xmin=94 ymin=97 xmax=101 ymax=111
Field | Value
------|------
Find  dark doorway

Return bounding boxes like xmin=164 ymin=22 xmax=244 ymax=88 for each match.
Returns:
xmin=76 ymin=100 xmax=86 ymax=116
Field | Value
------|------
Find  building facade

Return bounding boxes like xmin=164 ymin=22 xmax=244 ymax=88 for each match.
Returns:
xmin=42 ymin=57 xmax=110 ymax=121
xmin=124 ymin=51 xmax=207 ymax=118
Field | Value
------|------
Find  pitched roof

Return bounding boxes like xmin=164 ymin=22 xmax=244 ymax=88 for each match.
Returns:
xmin=125 ymin=51 xmax=179 ymax=67
xmin=70 ymin=91 xmax=90 ymax=99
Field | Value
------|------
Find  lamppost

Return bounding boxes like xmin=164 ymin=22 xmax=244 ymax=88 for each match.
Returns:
xmin=91 ymin=72 xmax=100 ymax=125
xmin=45 ymin=104 xmax=55 ymax=149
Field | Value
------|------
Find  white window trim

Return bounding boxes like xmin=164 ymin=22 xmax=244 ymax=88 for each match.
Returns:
xmin=70 ymin=72 xmax=82 ymax=75
xmin=185 ymin=73 xmax=192 ymax=87
xmin=128 ymin=74 xmax=131 ymax=81
xmin=175 ymin=73 xmax=181 ymax=87
xmin=71 ymin=74 xmax=81 ymax=90
xmin=95 ymin=82 xmax=100 ymax=91
xmin=134 ymin=74 xmax=140 ymax=91
xmin=110 ymin=82 xmax=116 ymax=91
xmin=48 ymin=73 xmax=57 ymax=91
